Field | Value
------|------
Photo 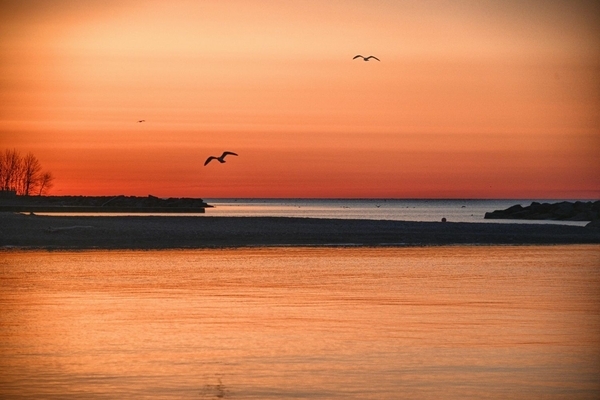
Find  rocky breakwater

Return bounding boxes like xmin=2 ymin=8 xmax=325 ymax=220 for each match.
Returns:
xmin=485 ymin=201 xmax=600 ymax=227
xmin=0 ymin=195 xmax=211 ymax=213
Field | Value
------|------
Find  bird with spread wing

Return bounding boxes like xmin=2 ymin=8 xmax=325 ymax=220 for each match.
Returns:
xmin=204 ymin=151 xmax=238 ymax=166
xmin=353 ymin=55 xmax=380 ymax=61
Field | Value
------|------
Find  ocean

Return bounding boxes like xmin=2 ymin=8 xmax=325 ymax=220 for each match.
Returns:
xmin=203 ymin=198 xmax=590 ymax=225
xmin=1 ymin=246 xmax=599 ymax=399
xmin=33 ymin=198 xmax=591 ymax=226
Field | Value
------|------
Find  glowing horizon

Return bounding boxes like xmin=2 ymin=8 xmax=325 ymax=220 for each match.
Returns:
xmin=1 ymin=0 xmax=599 ymax=198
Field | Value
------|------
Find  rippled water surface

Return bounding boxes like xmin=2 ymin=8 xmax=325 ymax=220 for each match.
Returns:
xmin=1 ymin=246 xmax=599 ymax=399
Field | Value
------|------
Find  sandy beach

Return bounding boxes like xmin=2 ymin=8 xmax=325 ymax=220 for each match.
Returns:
xmin=1 ymin=212 xmax=599 ymax=249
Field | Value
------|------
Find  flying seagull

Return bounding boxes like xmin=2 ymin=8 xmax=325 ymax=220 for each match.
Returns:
xmin=204 ymin=151 xmax=238 ymax=166
xmin=353 ymin=55 xmax=380 ymax=61
xmin=137 ymin=120 xmax=145 ymax=123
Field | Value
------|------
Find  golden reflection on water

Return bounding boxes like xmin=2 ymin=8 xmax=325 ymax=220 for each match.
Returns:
xmin=1 ymin=246 xmax=599 ymax=399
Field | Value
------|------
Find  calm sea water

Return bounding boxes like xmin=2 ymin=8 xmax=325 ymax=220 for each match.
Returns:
xmin=1 ymin=246 xmax=599 ymax=399
xmin=36 ymin=199 xmax=591 ymax=226
xmin=203 ymin=199 xmax=590 ymax=226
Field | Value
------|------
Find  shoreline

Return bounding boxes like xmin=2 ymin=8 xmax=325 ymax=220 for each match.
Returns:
xmin=0 ymin=194 xmax=210 ymax=213
xmin=2 ymin=212 xmax=599 ymax=250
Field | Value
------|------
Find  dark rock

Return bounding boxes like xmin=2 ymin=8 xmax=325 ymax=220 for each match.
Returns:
xmin=554 ymin=202 xmax=574 ymax=217
xmin=506 ymin=204 xmax=524 ymax=213
xmin=485 ymin=201 xmax=599 ymax=221
xmin=586 ymin=219 xmax=600 ymax=229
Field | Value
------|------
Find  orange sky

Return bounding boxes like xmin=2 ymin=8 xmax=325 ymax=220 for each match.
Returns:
xmin=1 ymin=0 xmax=599 ymax=198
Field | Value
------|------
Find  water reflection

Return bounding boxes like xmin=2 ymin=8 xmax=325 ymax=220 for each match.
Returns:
xmin=1 ymin=246 xmax=599 ymax=399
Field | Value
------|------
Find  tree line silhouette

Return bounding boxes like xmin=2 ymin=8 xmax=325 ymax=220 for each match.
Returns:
xmin=0 ymin=149 xmax=54 ymax=196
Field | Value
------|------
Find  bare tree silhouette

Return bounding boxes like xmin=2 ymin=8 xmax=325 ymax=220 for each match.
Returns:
xmin=0 ymin=149 xmax=22 ymax=192
xmin=38 ymin=172 xmax=55 ymax=196
xmin=0 ymin=149 xmax=55 ymax=195
xmin=22 ymin=152 xmax=42 ymax=196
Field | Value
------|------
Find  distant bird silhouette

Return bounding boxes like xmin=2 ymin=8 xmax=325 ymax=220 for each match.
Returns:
xmin=204 ymin=151 xmax=238 ymax=166
xmin=137 ymin=120 xmax=145 ymax=123
xmin=353 ymin=55 xmax=380 ymax=62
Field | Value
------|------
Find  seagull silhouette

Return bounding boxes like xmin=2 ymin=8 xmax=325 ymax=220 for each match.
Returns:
xmin=204 ymin=151 xmax=238 ymax=166
xmin=353 ymin=55 xmax=380 ymax=62
xmin=137 ymin=120 xmax=145 ymax=123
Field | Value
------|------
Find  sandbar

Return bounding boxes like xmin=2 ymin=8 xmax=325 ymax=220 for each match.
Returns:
xmin=1 ymin=212 xmax=599 ymax=250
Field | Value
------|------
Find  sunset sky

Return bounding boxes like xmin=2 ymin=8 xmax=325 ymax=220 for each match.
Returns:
xmin=1 ymin=0 xmax=598 ymax=198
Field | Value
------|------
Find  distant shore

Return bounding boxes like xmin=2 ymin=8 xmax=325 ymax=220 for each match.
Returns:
xmin=1 ymin=212 xmax=599 ymax=250
xmin=0 ymin=194 xmax=210 ymax=213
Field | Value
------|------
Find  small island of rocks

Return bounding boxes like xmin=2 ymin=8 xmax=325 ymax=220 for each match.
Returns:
xmin=485 ymin=201 xmax=600 ymax=227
